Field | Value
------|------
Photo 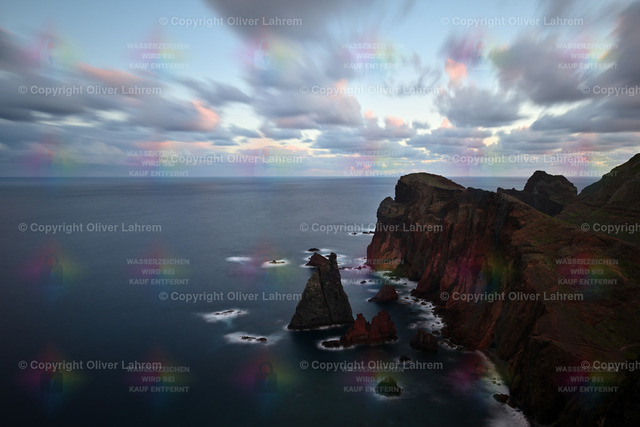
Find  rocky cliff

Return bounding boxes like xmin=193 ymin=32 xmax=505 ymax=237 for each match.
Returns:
xmin=366 ymin=161 xmax=640 ymax=425
xmin=498 ymin=170 xmax=577 ymax=216
xmin=288 ymin=253 xmax=354 ymax=329
xmin=558 ymin=153 xmax=640 ymax=245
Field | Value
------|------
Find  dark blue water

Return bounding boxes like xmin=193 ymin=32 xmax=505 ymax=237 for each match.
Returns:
xmin=0 ymin=177 xmax=596 ymax=426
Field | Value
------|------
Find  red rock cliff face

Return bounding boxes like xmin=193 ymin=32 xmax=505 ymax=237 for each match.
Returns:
xmin=366 ymin=171 xmax=640 ymax=426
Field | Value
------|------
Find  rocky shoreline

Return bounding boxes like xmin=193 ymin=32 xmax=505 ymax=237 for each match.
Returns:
xmin=366 ymin=154 xmax=640 ymax=426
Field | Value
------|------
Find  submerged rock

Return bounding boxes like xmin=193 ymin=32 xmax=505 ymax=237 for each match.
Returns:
xmin=375 ymin=376 xmax=403 ymax=396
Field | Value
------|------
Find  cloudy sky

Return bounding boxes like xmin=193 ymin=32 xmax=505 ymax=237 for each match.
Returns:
xmin=1 ymin=0 xmax=639 ymax=177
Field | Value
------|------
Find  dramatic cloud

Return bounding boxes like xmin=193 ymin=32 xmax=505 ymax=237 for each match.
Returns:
xmin=259 ymin=124 xmax=303 ymax=140
xmin=0 ymin=74 xmax=89 ymax=121
xmin=526 ymin=2 xmax=640 ymax=133
xmin=205 ymin=0 xmax=415 ymax=40
xmin=597 ymin=1 xmax=640 ymax=86
xmin=407 ymin=125 xmax=491 ymax=155
xmin=531 ymin=99 xmax=640 ymax=133
xmin=492 ymin=128 xmax=579 ymax=154
xmin=1 ymin=0 xmax=639 ymax=176
xmin=179 ymin=78 xmax=251 ymax=106
xmin=312 ymin=115 xmax=423 ymax=159
xmin=490 ymin=35 xmax=588 ymax=105
xmin=361 ymin=111 xmax=415 ymax=140
xmin=494 ymin=127 xmax=640 ymax=156
xmin=253 ymin=80 xmax=363 ymax=129
xmin=437 ymin=85 xmax=523 ymax=128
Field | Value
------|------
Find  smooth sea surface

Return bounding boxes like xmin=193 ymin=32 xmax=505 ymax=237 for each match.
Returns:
xmin=0 ymin=176 xmax=597 ymax=426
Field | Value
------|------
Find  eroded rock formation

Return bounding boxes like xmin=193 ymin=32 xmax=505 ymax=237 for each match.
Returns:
xmin=322 ymin=310 xmax=397 ymax=348
xmin=366 ymin=161 xmax=640 ymax=425
xmin=288 ymin=253 xmax=354 ymax=329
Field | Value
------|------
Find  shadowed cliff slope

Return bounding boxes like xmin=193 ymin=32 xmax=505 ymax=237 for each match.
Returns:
xmin=366 ymin=159 xmax=640 ymax=425
xmin=559 ymin=153 xmax=640 ymax=245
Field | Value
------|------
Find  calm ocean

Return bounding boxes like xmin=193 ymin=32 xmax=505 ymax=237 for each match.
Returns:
xmin=0 ymin=176 xmax=597 ymax=426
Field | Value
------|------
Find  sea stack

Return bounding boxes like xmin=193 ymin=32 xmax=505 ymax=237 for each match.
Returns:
xmin=288 ymin=252 xmax=354 ymax=329
xmin=321 ymin=310 xmax=398 ymax=348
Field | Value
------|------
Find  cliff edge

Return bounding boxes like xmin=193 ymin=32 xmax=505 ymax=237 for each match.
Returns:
xmin=366 ymin=160 xmax=640 ymax=425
